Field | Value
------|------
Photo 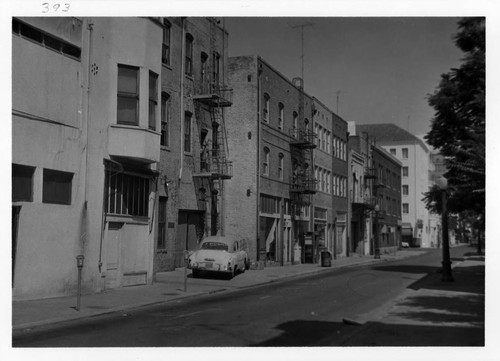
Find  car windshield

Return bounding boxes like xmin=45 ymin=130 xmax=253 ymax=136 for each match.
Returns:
xmin=200 ymin=242 xmax=229 ymax=251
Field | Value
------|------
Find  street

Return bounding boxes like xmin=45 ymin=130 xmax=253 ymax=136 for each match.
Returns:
xmin=13 ymin=246 xmax=484 ymax=347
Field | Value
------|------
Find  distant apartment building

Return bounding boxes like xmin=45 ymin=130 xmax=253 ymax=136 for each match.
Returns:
xmin=356 ymin=124 xmax=432 ymax=247
xmin=225 ymin=56 xmax=349 ymax=264
xmin=12 ymin=17 xmax=163 ymax=300
xmin=12 ymin=17 xmax=232 ymax=301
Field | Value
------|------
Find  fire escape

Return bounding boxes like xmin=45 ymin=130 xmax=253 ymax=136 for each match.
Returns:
xmin=192 ymin=18 xmax=232 ymax=236
xmin=289 ymin=77 xmax=317 ymax=263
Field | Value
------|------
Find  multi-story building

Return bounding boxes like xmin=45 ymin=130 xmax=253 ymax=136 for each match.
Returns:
xmin=225 ymin=55 xmax=349 ymax=265
xmin=154 ymin=17 xmax=233 ymax=272
xmin=313 ymin=99 xmax=348 ymax=259
xmin=370 ymin=145 xmax=403 ymax=254
xmin=12 ymin=17 xmax=163 ymax=300
xmin=12 ymin=16 xmax=232 ymax=301
xmin=348 ymin=132 xmax=375 ymax=256
xmin=356 ymin=123 xmax=431 ymax=247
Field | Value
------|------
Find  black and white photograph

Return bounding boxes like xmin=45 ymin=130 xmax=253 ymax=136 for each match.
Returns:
xmin=4 ymin=0 xmax=497 ymax=359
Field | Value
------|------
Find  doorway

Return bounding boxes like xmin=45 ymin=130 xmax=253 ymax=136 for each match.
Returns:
xmin=12 ymin=206 xmax=21 ymax=287
xmin=175 ymin=210 xmax=205 ymax=268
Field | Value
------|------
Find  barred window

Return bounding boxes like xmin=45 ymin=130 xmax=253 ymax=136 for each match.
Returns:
xmin=105 ymin=172 xmax=150 ymax=217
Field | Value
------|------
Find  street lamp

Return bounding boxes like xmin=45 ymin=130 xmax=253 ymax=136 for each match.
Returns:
xmin=374 ymin=204 xmax=380 ymax=259
xmin=436 ymin=177 xmax=453 ymax=282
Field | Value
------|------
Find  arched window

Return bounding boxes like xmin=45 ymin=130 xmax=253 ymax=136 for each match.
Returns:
xmin=292 ymin=111 xmax=298 ymax=135
xmin=162 ymin=19 xmax=171 ymax=65
xmin=278 ymin=153 xmax=284 ymax=180
xmin=263 ymin=147 xmax=270 ymax=176
xmin=263 ymin=93 xmax=270 ymax=122
xmin=185 ymin=33 xmax=194 ymax=76
xmin=278 ymin=103 xmax=284 ymax=130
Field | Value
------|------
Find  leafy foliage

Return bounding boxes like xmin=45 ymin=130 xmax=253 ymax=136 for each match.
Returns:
xmin=425 ymin=17 xmax=485 ymax=215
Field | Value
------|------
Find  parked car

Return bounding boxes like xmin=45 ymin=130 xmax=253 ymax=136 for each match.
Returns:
xmin=188 ymin=236 xmax=250 ymax=279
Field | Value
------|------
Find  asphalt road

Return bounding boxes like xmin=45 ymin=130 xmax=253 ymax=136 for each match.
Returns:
xmin=13 ymin=248 xmax=455 ymax=347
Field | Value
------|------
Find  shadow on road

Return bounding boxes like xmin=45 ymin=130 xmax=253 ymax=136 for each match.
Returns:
xmin=250 ymin=318 xmax=484 ymax=346
xmin=372 ymin=264 xmax=439 ymax=275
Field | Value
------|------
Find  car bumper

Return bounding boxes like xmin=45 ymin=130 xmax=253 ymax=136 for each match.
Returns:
xmin=188 ymin=262 xmax=232 ymax=273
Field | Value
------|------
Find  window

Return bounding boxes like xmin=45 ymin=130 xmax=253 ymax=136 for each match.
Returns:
xmin=324 ymin=171 xmax=329 ymax=193
xmin=12 ymin=164 xmax=35 ymax=202
xmin=43 ymin=169 xmax=73 ymax=205
xmin=263 ymin=147 xmax=270 ymax=176
xmin=201 ymin=52 xmax=208 ymax=91
xmin=402 ymin=185 xmax=409 ymax=196
xmin=390 ymin=148 xmax=396 ymax=155
xmin=402 ymin=203 xmax=409 ymax=214
xmin=278 ymin=153 xmax=284 ymax=180
xmin=212 ymin=51 xmax=220 ymax=88
xmin=157 ymin=196 xmax=167 ymax=249
xmin=117 ymin=65 xmax=139 ymax=126
xmin=278 ymin=103 xmax=284 ymax=130
xmin=402 ymin=166 xmax=409 ymax=177
xmin=149 ymin=71 xmax=158 ymax=130
xmin=105 ymin=172 xmax=150 ymax=217
xmin=185 ymin=33 xmax=193 ymax=76
xmin=161 ymin=93 xmax=170 ymax=147
xmin=402 ymin=148 xmax=408 ymax=159
xmin=326 ymin=131 xmax=331 ymax=153
xmin=263 ymin=93 xmax=270 ymax=122
xmin=293 ymin=112 xmax=298 ymax=133
xmin=162 ymin=20 xmax=171 ymax=65
xmin=184 ymin=112 xmax=192 ymax=153
xmin=12 ymin=18 xmax=81 ymax=60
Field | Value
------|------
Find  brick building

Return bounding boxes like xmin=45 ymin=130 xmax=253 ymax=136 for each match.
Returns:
xmin=349 ymin=130 xmax=402 ymax=255
xmin=225 ymin=55 xmax=348 ymax=264
xmin=154 ymin=17 xmax=233 ymax=272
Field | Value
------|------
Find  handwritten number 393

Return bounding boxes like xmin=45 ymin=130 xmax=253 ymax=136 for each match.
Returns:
xmin=42 ymin=3 xmax=70 ymax=13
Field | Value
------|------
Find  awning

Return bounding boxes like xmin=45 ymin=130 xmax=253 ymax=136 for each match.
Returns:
xmin=104 ymin=158 xmax=160 ymax=178
xmin=402 ymin=223 xmax=413 ymax=236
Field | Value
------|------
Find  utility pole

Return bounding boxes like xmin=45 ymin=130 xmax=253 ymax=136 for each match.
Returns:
xmin=335 ymin=91 xmax=347 ymax=115
xmin=291 ymin=22 xmax=314 ymax=83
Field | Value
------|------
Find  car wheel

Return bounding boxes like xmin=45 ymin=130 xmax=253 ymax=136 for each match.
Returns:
xmin=192 ymin=269 xmax=199 ymax=278
xmin=245 ymin=259 xmax=250 ymax=270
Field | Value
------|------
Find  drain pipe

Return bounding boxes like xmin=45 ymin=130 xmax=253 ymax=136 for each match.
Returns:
xmin=179 ymin=18 xmax=186 ymax=183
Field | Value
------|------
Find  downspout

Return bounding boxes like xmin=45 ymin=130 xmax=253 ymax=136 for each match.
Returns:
xmin=179 ymin=18 xmax=186 ymax=183
xmin=82 ymin=20 xmax=94 ymax=257
xmin=346 ymin=131 xmax=350 ymax=257
xmin=256 ymin=58 xmax=262 ymax=262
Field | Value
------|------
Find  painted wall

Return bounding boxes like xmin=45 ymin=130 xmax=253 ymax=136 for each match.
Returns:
xmin=12 ymin=17 xmax=162 ymax=300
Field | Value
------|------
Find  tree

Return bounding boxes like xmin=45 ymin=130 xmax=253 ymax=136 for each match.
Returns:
xmin=425 ymin=18 xmax=485 ymax=217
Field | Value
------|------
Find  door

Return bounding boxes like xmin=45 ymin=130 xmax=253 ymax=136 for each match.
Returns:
xmin=175 ymin=211 xmax=204 ymax=268
xmin=12 ymin=206 xmax=21 ymax=287
xmin=105 ymin=222 xmax=123 ymax=289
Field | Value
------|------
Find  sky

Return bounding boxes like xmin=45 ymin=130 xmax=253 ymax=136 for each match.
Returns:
xmin=224 ymin=17 xmax=464 ymax=137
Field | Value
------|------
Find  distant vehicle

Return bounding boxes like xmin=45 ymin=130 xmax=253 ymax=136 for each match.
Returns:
xmin=188 ymin=236 xmax=250 ymax=279
xmin=401 ymin=242 xmax=410 ymax=248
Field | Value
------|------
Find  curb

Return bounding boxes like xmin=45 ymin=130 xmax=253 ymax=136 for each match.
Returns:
xmin=13 ymin=252 xmax=425 ymax=335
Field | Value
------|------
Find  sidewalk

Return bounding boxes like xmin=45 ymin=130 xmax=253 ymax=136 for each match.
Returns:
xmin=12 ymin=250 xmax=424 ymax=334
xmin=337 ymin=252 xmax=485 ymax=346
